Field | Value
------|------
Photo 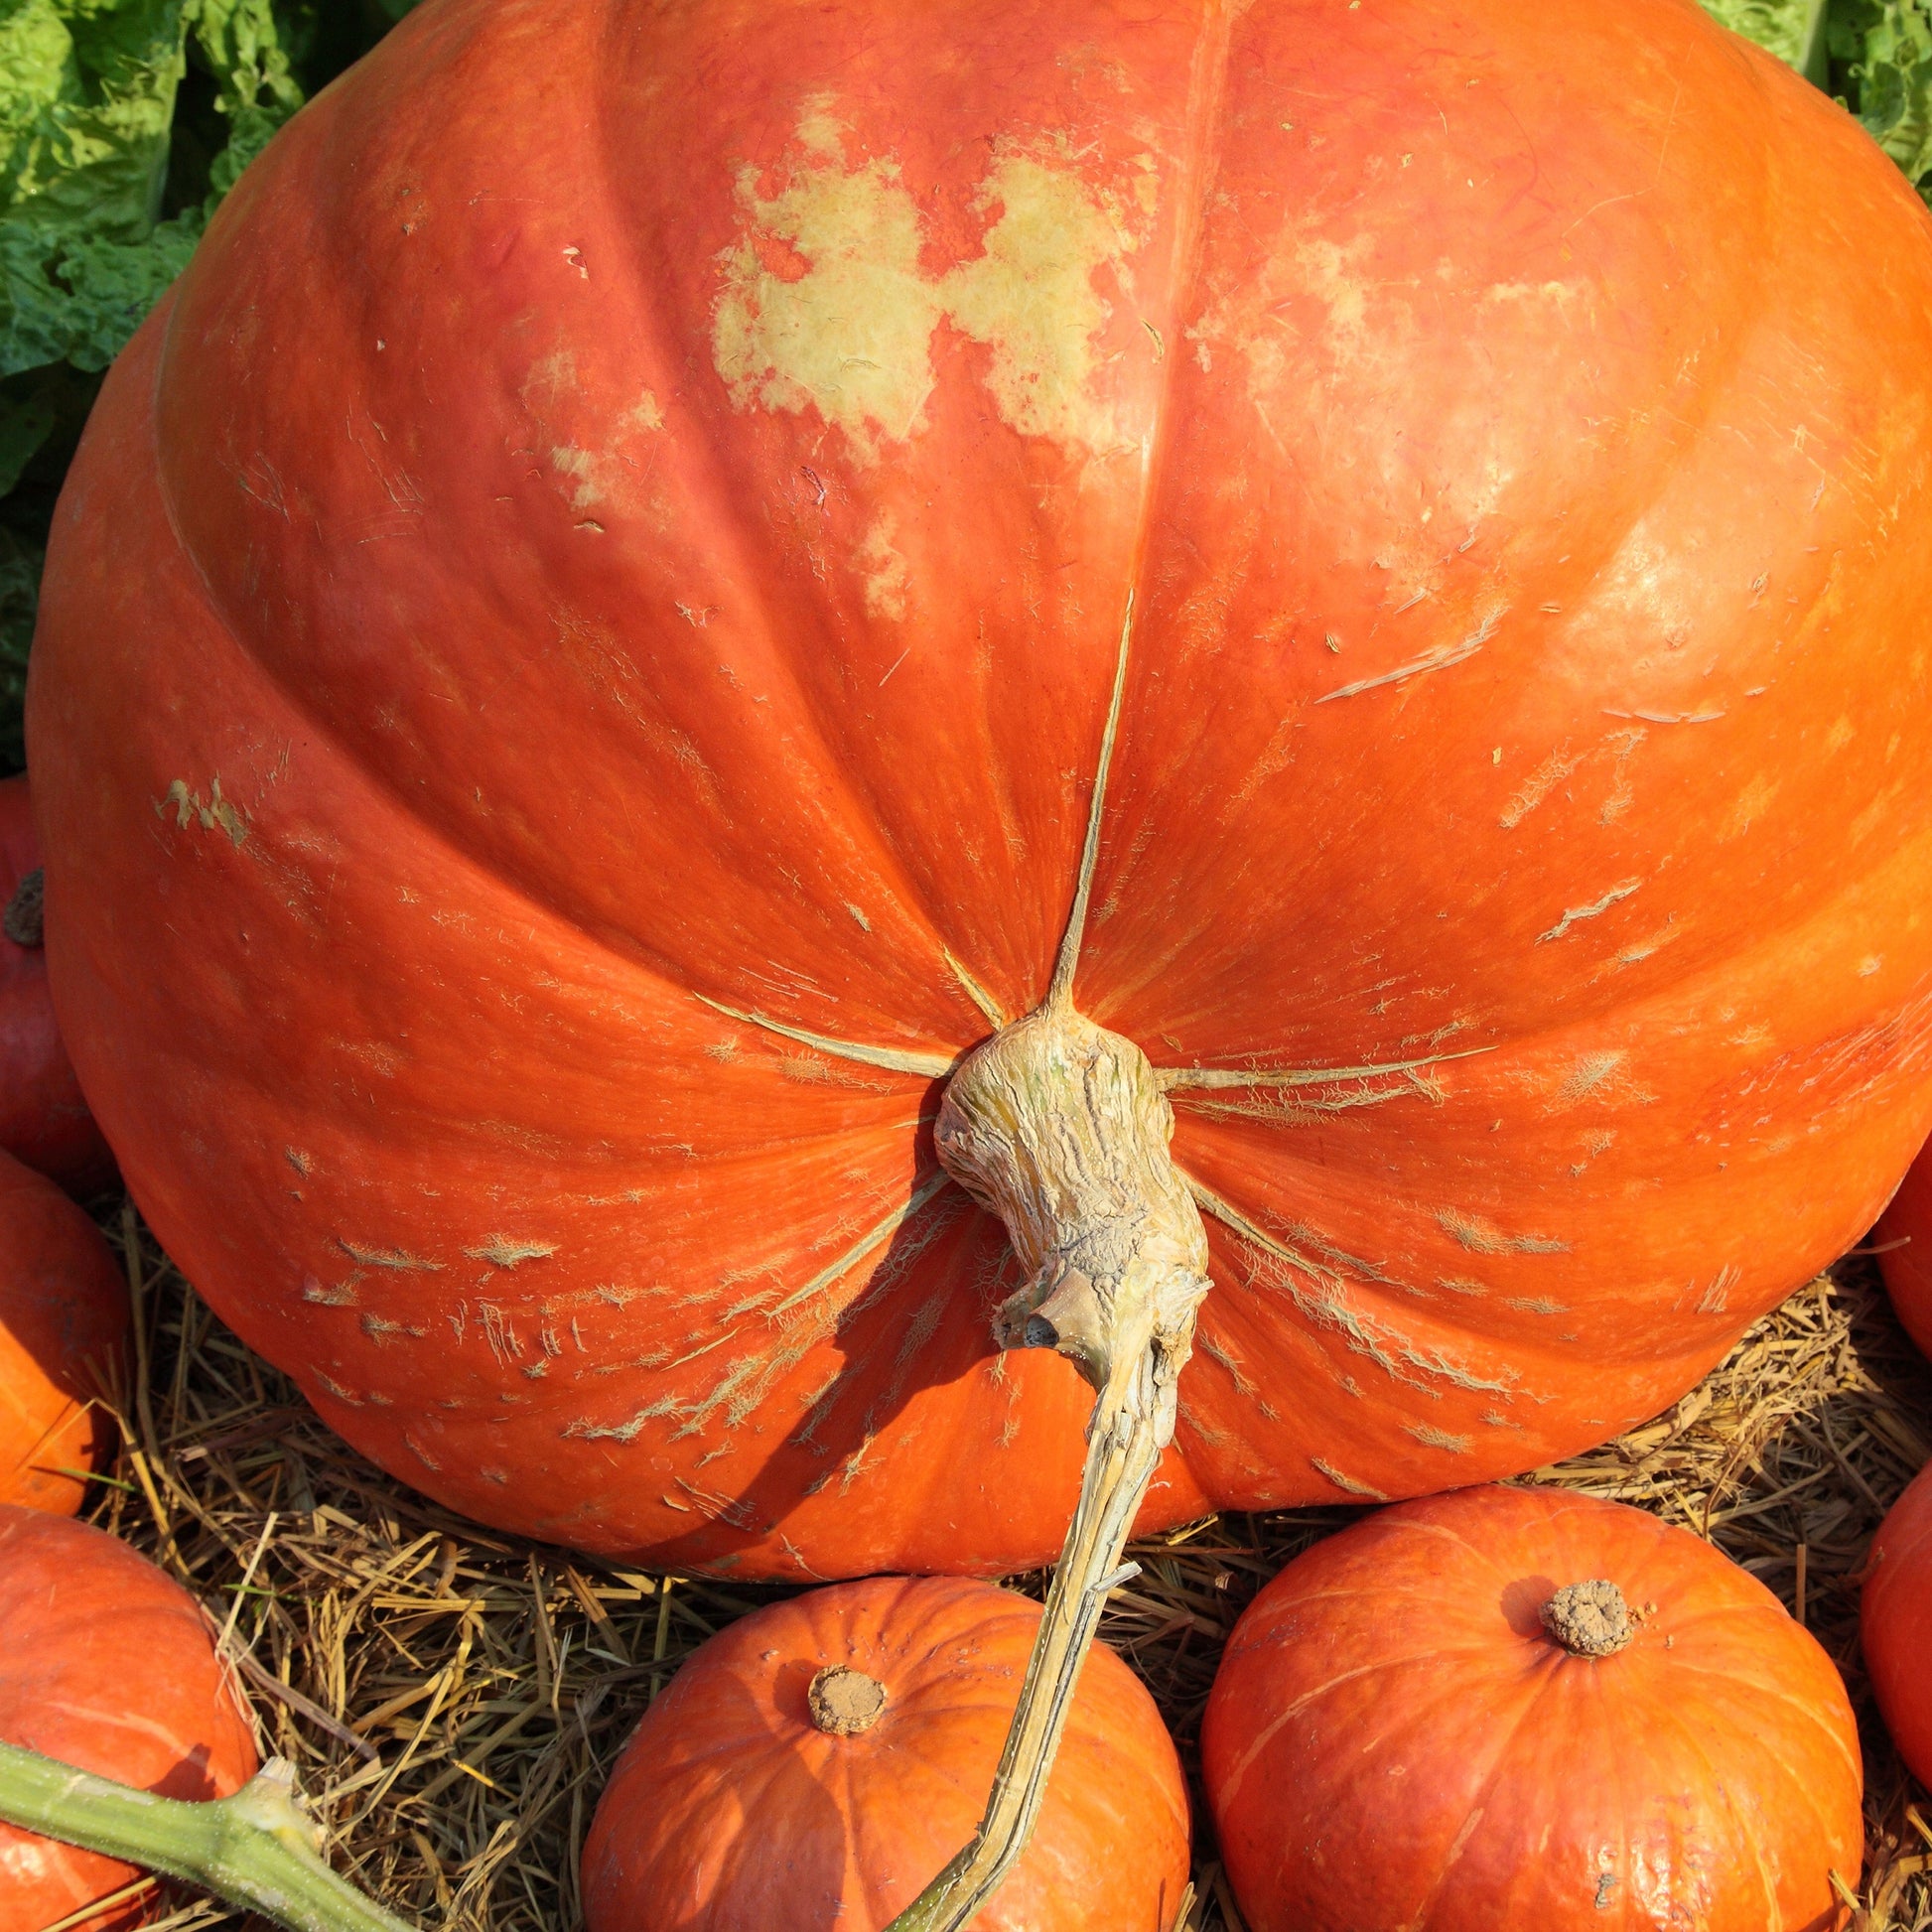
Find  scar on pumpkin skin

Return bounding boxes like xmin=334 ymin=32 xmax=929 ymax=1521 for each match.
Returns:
xmin=1310 ymin=1457 xmax=1389 ymax=1500
xmin=1182 ymin=1175 xmax=1520 ymax=1400
xmin=765 ymin=1171 xmax=955 ymax=1319
xmin=1179 ymin=1081 xmax=1441 ymax=1125
xmin=687 ymin=1189 xmax=965 ymax=1449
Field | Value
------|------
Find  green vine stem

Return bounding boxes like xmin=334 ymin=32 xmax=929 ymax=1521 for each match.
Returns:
xmin=0 ymin=1744 xmax=417 ymax=1932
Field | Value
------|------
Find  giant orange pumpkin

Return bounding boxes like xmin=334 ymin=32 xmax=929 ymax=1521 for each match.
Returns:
xmin=27 ymin=0 xmax=1932 ymax=1580
xmin=1 ymin=1146 xmax=127 ymax=1513
xmin=0 ymin=1506 xmax=258 ymax=1931
xmin=1863 ymin=1458 xmax=1932 ymax=1789
xmin=1873 ymin=1150 xmax=1932 ymax=1359
xmin=0 ymin=775 xmax=115 ymax=1195
xmin=1202 ymin=1485 xmax=1864 ymax=1932
xmin=580 ymin=1574 xmax=1189 ymax=1930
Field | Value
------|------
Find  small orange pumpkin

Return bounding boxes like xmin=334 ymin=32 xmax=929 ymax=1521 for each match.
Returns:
xmin=1863 ymin=1458 xmax=1932 ymax=1789
xmin=0 ymin=1506 xmax=258 ymax=1931
xmin=580 ymin=1574 xmax=1190 ymax=1931
xmin=1202 ymin=1485 xmax=1863 ymax=1932
xmin=1 ymin=1147 xmax=127 ymax=1512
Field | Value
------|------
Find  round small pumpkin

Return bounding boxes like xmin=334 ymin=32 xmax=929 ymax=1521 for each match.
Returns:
xmin=0 ymin=1505 xmax=258 ymax=1931
xmin=1 ymin=1146 xmax=128 ymax=1513
xmin=1873 ymin=1152 xmax=1932 ymax=1360
xmin=580 ymin=1574 xmax=1190 ymax=1930
xmin=1 ymin=774 xmax=114 ymax=1196
xmin=1202 ymin=1485 xmax=1863 ymax=1932
xmin=1863 ymin=1458 xmax=1932 ymax=1789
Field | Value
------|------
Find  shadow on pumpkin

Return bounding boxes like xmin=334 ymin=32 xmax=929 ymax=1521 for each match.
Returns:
xmin=629 ymin=1082 xmax=1070 ymax=1581
xmin=1496 ymin=1573 xmax=1558 ymax=1640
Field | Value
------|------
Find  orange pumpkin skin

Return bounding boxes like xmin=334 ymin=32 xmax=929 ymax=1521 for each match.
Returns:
xmin=0 ymin=1147 xmax=127 ymax=1513
xmin=0 ymin=1506 xmax=258 ymax=1932
xmin=1863 ymin=1459 xmax=1932 ymax=1789
xmin=0 ymin=776 xmax=114 ymax=1196
xmin=27 ymin=0 xmax=1932 ymax=1579
xmin=580 ymin=1575 xmax=1189 ymax=1931
xmin=1202 ymin=1486 xmax=1863 ymax=1932
xmin=1873 ymin=1153 xmax=1932 ymax=1359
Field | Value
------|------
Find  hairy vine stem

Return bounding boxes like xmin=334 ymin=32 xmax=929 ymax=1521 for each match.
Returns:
xmin=0 ymin=1747 xmax=416 ymax=1932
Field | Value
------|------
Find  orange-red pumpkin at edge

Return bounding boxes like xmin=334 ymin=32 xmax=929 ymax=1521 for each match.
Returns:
xmin=27 ymin=0 xmax=1932 ymax=1579
xmin=1862 ymin=1459 xmax=1932 ymax=1791
xmin=1873 ymin=1151 xmax=1932 ymax=1360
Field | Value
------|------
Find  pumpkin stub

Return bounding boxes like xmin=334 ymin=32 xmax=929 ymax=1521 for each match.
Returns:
xmin=0 ymin=777 xmax=113 ymax=1195
xmin=2 ymin=869 xmax=41 ymax=948
xmin=1539 ymin=1579 xmax=1634 ymax=1657
xmin=808 ymin=1665 xmax=888 ymax=1736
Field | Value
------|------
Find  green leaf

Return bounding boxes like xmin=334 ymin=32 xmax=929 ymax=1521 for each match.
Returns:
xmin=0 ymin=524 xmax=37 ymax=774
xmin=1698 ymin=0 xmax=1831 ymax=74
xmin=1848 ymin=0 xmax=1932 ymax=196
xmin=0 ymin=1 xmax=192 ymax=236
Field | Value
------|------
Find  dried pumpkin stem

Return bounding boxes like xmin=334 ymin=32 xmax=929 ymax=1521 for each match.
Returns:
xmin=886 ymin=1003 xmax=1210 ymax=1932
xmin=0 ymin=1745 xmax=416 ymax=1932
xmin=1541 ymin=1580 xmax=1636 ymax=1656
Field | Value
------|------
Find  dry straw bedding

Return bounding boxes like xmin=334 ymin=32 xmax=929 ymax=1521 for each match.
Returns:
xmin=67 ymin=1201 xmax=1932 ymax=1932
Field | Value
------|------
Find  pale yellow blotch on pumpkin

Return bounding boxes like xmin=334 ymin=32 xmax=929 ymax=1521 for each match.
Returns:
xmin=1480 ymin=279 xmax=1584 ymax=316
xmin=712 ymin=115 xmax=1141 ymax=460
xmin=1719 ymin=772 xmax=1779 ymax=841
xmin=944 ymin=152 xmax=1133 ymax=449
xmin=713 ymin=153 xmax=938 ymax=457
xmin=551 ymin=445 xmax=604 ymax=511
xmin=856 ymin=510 xmax=909 ymax=621
xmin=522 ymin=349 xmax=578 ymax=404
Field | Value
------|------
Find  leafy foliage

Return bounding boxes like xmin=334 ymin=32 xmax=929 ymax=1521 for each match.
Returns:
xmin=0 ymin=0 xmax=417 ymax=774
xmin=1700 ymin=0 xmax=1831 ymax=77
xmin=1831 ymin=0 xmax=1932 ymax=197
xmin=1702 ymin=0 xmax=1932 ymax=202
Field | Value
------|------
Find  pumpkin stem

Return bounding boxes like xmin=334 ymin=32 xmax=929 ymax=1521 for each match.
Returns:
xmin=1540 ymin=1580 xmax=1635 ymax=1656
xmin=883 ymin=1002 xmax=1209 ymax=1932
xmin=0 ymin=1743 xmax=418 ymax=1932
xmin=809 ymin=1665 xmax=888 ymax=1735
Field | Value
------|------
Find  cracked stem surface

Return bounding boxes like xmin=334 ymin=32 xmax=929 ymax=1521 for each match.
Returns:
xmin=886 ymin=1006 xmax=1209 ymax=1931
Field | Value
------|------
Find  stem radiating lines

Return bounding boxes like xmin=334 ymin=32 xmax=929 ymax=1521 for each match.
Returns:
xmin=943 ymin=949 xmax=1009 ymax=1030
xmin=694 ymin=995 xmax=958 ymax=1077
xmin=1044 ymin=593 xmax=1135 ymax=1018
xmin=768 ymin=1170 xmax=956 ymax=1318
xmin=1159 ymin=1043 xmax=1495 ymax=1090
